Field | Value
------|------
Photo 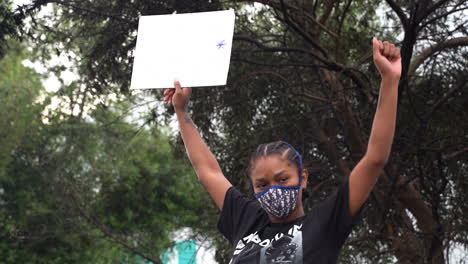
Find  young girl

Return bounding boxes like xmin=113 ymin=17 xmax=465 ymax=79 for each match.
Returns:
xmin=163 ymin=37 xmax=401 ymax=263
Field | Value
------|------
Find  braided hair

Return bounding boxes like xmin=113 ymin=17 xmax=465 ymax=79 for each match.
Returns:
xmin=248 ymin=141 xmax=302 ymax=176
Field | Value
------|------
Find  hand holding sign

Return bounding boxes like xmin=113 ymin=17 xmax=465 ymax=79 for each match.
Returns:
xmin=164 ymin=81 xmax=191 ymax=111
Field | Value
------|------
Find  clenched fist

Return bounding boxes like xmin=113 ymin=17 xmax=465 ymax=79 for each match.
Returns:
xmin=163 ymin=81 xmax=192 ymax=112
xmin=373 ymin=37 xmax=402 ymax=79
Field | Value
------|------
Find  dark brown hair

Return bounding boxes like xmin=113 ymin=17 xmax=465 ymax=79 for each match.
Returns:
xmin=247 ymin=141 xmax=303 ymax=177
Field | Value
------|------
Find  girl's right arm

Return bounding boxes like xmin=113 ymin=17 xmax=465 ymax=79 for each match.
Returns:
xmin=164 ymin=81 xmax=232 ymax=210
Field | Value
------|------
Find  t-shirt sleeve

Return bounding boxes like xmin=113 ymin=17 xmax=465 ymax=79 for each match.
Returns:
xmin=217 ymin=186 xmax=266 ymax=244
xmin=314 ymin=180 xmax=362 ymax=246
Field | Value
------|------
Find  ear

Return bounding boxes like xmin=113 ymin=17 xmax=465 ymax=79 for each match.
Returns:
xmin=301 ymin=168 xmax=309 ymax=189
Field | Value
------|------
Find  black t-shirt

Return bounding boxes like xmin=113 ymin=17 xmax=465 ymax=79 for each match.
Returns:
xmin=218 ymin=181 xmax=360 ymax=264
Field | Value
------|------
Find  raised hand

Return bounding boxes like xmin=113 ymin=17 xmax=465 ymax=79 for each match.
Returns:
xmin=166 ymin=80 xmax=232 ymax=211
xmin=163 ymin=80 xmax=192 ymax=112
xmin=373 ymin=37 xmax=402 ymax=79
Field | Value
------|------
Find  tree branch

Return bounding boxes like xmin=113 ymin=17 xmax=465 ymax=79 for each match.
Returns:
xmin=66 ymin=183 xmax=163 ymax=264
xmin=52 ymin=0 xmax=137 ymax=26
xmin=233 ymin=35 xmax=330 ymax=64
xmin=232 ymin=57 xmax=323 ymax=69
xmin=416 ymin=0 xmax=453 ymax=24
xmin=443 ymin=146 xmax=468 ymax=160
xmin=425 ymin=73 xmax=467 ymax=118
xmin=277 ymin=0 xmax=329 ymax=57
xmin=233 ymin=35 xmax=369 ymax=91
xmin=409 ymin=37 xmax=468 ymax=75
xmin=235 ymin=0 xmax=330 ymax=54
xmin=318 ymin=0 xmax=340 ymax=26
xmin=418 ymin=5 xmax=468 ymax=30
xmin=385 ymin=0 xmax=409 ymax=29
xmin=304 ymin=11 xmax=339 ymax=39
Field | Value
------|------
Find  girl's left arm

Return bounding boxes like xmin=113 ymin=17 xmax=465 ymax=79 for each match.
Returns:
xmin=349 ymin=37 xmax=402 ymax=216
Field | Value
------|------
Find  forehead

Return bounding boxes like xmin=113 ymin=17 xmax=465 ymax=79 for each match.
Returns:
xmin=250 ymin=154 xmax=296 ymax=178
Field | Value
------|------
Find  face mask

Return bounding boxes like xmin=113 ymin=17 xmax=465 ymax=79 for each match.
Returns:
xmin=255 ymin=183 xmax=301 ymax=218
xmin=255 ymin=142 xmax=303 ymax=219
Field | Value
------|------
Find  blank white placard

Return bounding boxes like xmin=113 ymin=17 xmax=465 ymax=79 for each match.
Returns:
xmin=130 ymin=10 xmax=235 ymax=89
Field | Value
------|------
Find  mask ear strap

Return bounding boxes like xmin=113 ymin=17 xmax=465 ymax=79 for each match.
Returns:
xmin=283 ymin=142 xmax=303 ymax=186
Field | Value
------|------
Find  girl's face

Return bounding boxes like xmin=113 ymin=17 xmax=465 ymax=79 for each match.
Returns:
xmin=250 ymin=154 xmax=308 ymax=196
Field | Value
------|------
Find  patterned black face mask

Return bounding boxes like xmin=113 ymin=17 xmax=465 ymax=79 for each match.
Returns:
xmin=255 ymin=142 xmax=303 ymax=219
xmin=255 ymin=182 xmax=301 ymax=218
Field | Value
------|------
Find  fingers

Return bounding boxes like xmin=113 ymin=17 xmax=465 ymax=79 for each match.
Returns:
xmin=392 ymin=46 xmax=401 ymax=59
xmin=164 ymin=81 xmax=191 ymax=105
xmin=164 ymin=88 xmax=173 ymax=95
xmin=183 ymin=87 xmax=192 ymax=98
xmin=383 ymin=41 xmax=401 ymax=60
xmin=383 ymin=41 xmax=390 ymax=56
xmin=372 ymin=37 xmax=381 ymax=57
xmin=174 ymin=80 xmax=182 ymax=93
xmin=164 ymin=88 xmax=175 ymax=103
xmin=373 ymin=37 xmax=400 ymax=61
xmin=164 ymin=94 xmax=172 ymax=103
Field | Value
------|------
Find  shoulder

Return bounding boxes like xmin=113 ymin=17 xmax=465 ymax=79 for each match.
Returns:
xmin=303 ymin=180 xmax=361 ymax=245
xmin=309 ymin=180 xmax=351 ymax=213
xmin=218 ymin=186 xmax=269 ymax=244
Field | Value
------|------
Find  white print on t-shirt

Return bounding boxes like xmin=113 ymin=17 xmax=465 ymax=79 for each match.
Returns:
xmin=231 ymin=224 xmax=303 ymax=264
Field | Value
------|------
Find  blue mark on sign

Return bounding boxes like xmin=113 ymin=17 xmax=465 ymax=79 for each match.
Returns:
xmin=217 ymin=40 xmax=226 ymax=49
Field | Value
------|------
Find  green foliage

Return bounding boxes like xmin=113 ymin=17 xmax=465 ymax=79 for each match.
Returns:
xmin=0 ymin=1 xmax=23 ymax=59
xmin=0 ymin=40 xmax=42 ymax=180
xmin=0 ymin=43 xmax=212 ymax=263
xmin=0 ymin=40 xmax=118 ymax=264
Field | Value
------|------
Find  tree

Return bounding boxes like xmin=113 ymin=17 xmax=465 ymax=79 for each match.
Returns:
xmin=14 ymin=0 xmax=468 ymax=263
xmin=0 ymin=41 xmax=120 ymax=264
xmin=0 ymin=1 xmax=26 ymax=59
xmin=0 ymin=42 xmax=212 ymax=263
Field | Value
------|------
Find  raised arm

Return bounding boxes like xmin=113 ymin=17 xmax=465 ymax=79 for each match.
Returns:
xmin=164 ymin=81 xmax=232 ymax=210
xmin=349 ymin=37 xmax=402 ymax=216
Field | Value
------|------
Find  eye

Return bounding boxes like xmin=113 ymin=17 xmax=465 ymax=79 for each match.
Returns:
xmin=279 ymin=177 xmax=289 ymax=184
xmin=257 ymin=184 xmax=267 ymax=189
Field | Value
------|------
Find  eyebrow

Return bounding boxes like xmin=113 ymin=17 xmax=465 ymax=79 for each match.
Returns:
xmin=273 ymin=170 xmax=287 ymax=178
xmin=255 ymin=170 xmax=287 ymax=182
xmin=254 ymin=170 xmax=288 ymax=183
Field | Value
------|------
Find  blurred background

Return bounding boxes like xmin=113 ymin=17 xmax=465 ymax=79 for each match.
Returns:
xmin=0 ymin=0 xmax=467 ymax=263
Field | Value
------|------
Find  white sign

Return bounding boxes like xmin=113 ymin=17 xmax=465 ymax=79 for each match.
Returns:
xmin=130 ymin=10 xmax=235 ymax=89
